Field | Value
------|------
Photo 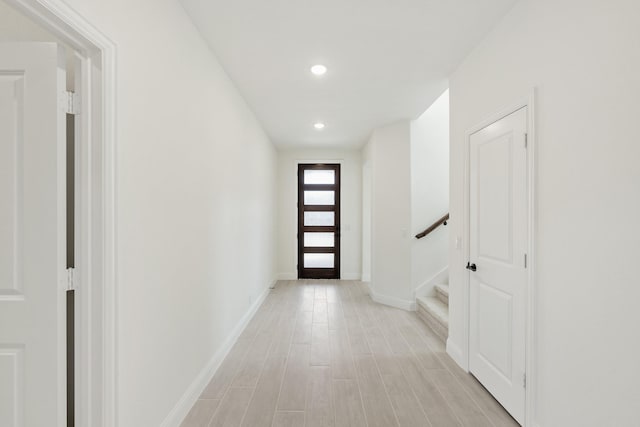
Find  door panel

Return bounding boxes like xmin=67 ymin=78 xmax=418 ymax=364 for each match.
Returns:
xmin=303 ymin=211 xmax=335 ymax=226
xmin=477 ymin=135 xmax=513 ymax=263
xmin=0 ymin=42 xmax=67 ymax=426
xmin=303 ymin=253 xmax=335 ymax=269
xmin=298 ymin=164 xmax=340 ymax=279
xmin=469 ymin=107 xmax=527 ymax=425
xmin=303 ymin=232 xmax=335 ymax=247
xmin=303 ymin=169 xmax=335 ymax=184
xmin=477 ymin=282 xmax=513 ymax=379
xmin=303 ymin=190 xmax=335 ymax=205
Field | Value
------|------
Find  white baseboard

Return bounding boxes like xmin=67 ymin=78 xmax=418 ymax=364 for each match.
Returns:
xmin=369 ymin=288 xmax=416 ymax=311
xmin=277 ymin=273 xmax=362 ymax=281
xmin=446 ymin=338 xmax=467 ymax=372
xmin=414 ymin=266 xmax=448 ymax=298
xmin=159 ymin=286 xmax=270 ymax=427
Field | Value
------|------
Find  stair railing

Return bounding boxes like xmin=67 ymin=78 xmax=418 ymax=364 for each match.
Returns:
xmin=415 ymin=213 xmax=449 ymax=239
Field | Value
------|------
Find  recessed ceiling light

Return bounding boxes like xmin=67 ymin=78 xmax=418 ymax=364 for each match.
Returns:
xmin=314 ymin=122 xmax=325 ymax=130
xmin=310 ymin=64 xmax=327 ymax=76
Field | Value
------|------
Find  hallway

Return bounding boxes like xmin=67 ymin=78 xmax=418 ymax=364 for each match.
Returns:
xmin=181 ymin=281 xmax=517 ymax=427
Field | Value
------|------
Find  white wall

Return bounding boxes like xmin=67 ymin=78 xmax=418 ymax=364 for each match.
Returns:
xmin=363 ymin=122 xmax=413 ymax=307
xmin=361 ymin=159 xmax=372 ymax=282
xmin=277 ymin=149 xmax=362 ymax=280
xmin=448 ymin=0 xmax=640 ymax=425
xmin=410 ymin=90 xmax=449 ymax=294
xmin=1 ymin=1 xmax=278 ymax=426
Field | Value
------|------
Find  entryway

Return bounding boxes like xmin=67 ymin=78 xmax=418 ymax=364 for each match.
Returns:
xmin=297 ymin=164 xmax=341 ymax=279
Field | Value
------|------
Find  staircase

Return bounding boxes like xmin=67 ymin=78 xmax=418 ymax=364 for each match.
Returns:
xmin=413 ymin=214 xmax=450 ymax=342
xmin=416 ymin=282 xmax=449 ymax=342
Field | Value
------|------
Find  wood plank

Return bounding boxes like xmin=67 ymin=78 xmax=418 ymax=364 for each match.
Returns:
xmin=315 ymin=286 xmax=327 ymax=300
xmin=305 ymin=366 xmax=334 ymax=427
xmin=397 ymin=325 xmax=445 ymax=370
xmin=429 ymin=369 xmax=492 ymax=427
xmin=377 ymin=309 xmax=412 ymax=355
xmin=272 ymin=411 xmax=306 ymax=427
xmin=270 ymin=311 xmax=297 ymax=357
xmin=364 ymin=326 xmax=403 ymax=377
xmin=293 ymin=311 xmax=314 ymax=344
xmin=313 ymin=300 xmax=329 ymax=324
xmin=345 ymin=322 xmax=371 ymax=356
xmin=179 ymin=399 xmax=220 ymax=427
xmin=241 ymin=355 xmax=287 ymax=427
xmin=354 ymin=355 xmax=398 ymax=427
xmin=327 ymin=302 xmax=346 ymax=330
xmin=329 ymin=329 xmax=355 ymax=379
xmin=209 ymin=388 xmax=253 ymax=427
xmin=400 ymin=358 xmax=461 ymax=426
xmin=382 ymin=374 xmax=431 ymax=427
xmin=333 ymin=379 xmax=367 ymax=427
xmin=310 ymin=322 xmax=330 ymax=366
xmin=232 ymin=330 xmax=273 ymax=388
xmin=200 ymin=338 xmax=252 ymax=399
xmin=278 ymin=344 xmax=310 ymax=411
xmin=438 ymin=355 xmax=520 ymax=427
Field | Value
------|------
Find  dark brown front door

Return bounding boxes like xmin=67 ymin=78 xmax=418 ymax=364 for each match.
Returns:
xmin=297 ymin=164 xmax=340 ymax=279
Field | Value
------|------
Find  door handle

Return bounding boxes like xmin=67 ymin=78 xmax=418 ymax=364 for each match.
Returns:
xmin=466 ymin=262 xmax=477 ymax=272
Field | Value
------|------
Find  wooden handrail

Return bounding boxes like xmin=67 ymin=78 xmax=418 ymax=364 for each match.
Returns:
xmin=415 ymin=213 xmax=449 ymax=239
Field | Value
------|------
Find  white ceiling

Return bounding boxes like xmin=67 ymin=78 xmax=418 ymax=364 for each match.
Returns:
xmin=179 ymin=0 xmax=516 ymax=149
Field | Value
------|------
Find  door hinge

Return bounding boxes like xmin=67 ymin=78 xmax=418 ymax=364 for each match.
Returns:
xmin=523 ymin=373 xmax=527 ymax=388
xmin=59 ymin=90 xmax=80 ymax=115
xmin=524 ymin=133 xmax=528 ymax=148
xmin=524 ymin=253 xmax=527 ymax=268
xmin=66 ymin=268 xmax=76 ymax=291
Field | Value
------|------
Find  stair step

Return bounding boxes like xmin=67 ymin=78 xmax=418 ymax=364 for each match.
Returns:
xmin=416 ymin=296 xmax=448 ymax=341
xmin=434 ymin=283 xmax=449 ymax=305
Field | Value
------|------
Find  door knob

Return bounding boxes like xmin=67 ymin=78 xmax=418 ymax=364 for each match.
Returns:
xmin=466 ymin=262 xmax=477 ymax=272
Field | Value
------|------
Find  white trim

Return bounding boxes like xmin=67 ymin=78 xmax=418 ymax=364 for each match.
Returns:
xmin=159 ymin=287 xmax=271 ymax=427
xmin=460 ymin=91 xmax=536 ymax=427
xmin=369 ymin=287 xmax=416 ymax=311
xmin=414 ymin=266 xmax=448 ymax=298
xmin=446 ymin=338 xmax=466 ymax=370
xmin=278 ymin=273 xmax=362 ymax=281
xmin=6 ymin=1 xmax=118 ymax=425
xmin=277 ymin=272 xmax=297 ymax=281
xmin=525 ymin=91 xmax=537 ymax=427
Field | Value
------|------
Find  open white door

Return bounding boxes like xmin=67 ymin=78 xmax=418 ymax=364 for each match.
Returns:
xmin=469 ymin=107 xmax=527 ymax=425
xmin=0 ymin=42 xmax=67 ymax=427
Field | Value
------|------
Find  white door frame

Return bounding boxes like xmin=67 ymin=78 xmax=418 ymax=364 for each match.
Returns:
xmin=461 ymin=91 xmax=536 ymax=427
xmin=5 ymin=0 xmax=118 ymax=425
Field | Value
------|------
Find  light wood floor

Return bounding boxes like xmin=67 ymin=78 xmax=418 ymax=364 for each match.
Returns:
xmin=181 ymin=280 xmax=518 ymax=427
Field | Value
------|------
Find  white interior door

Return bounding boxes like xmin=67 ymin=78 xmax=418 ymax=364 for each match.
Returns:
xmin=0 ymin=42 xmax=67 ymax=427
xmin=469 ymin=107 xmax=527 ymax=425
